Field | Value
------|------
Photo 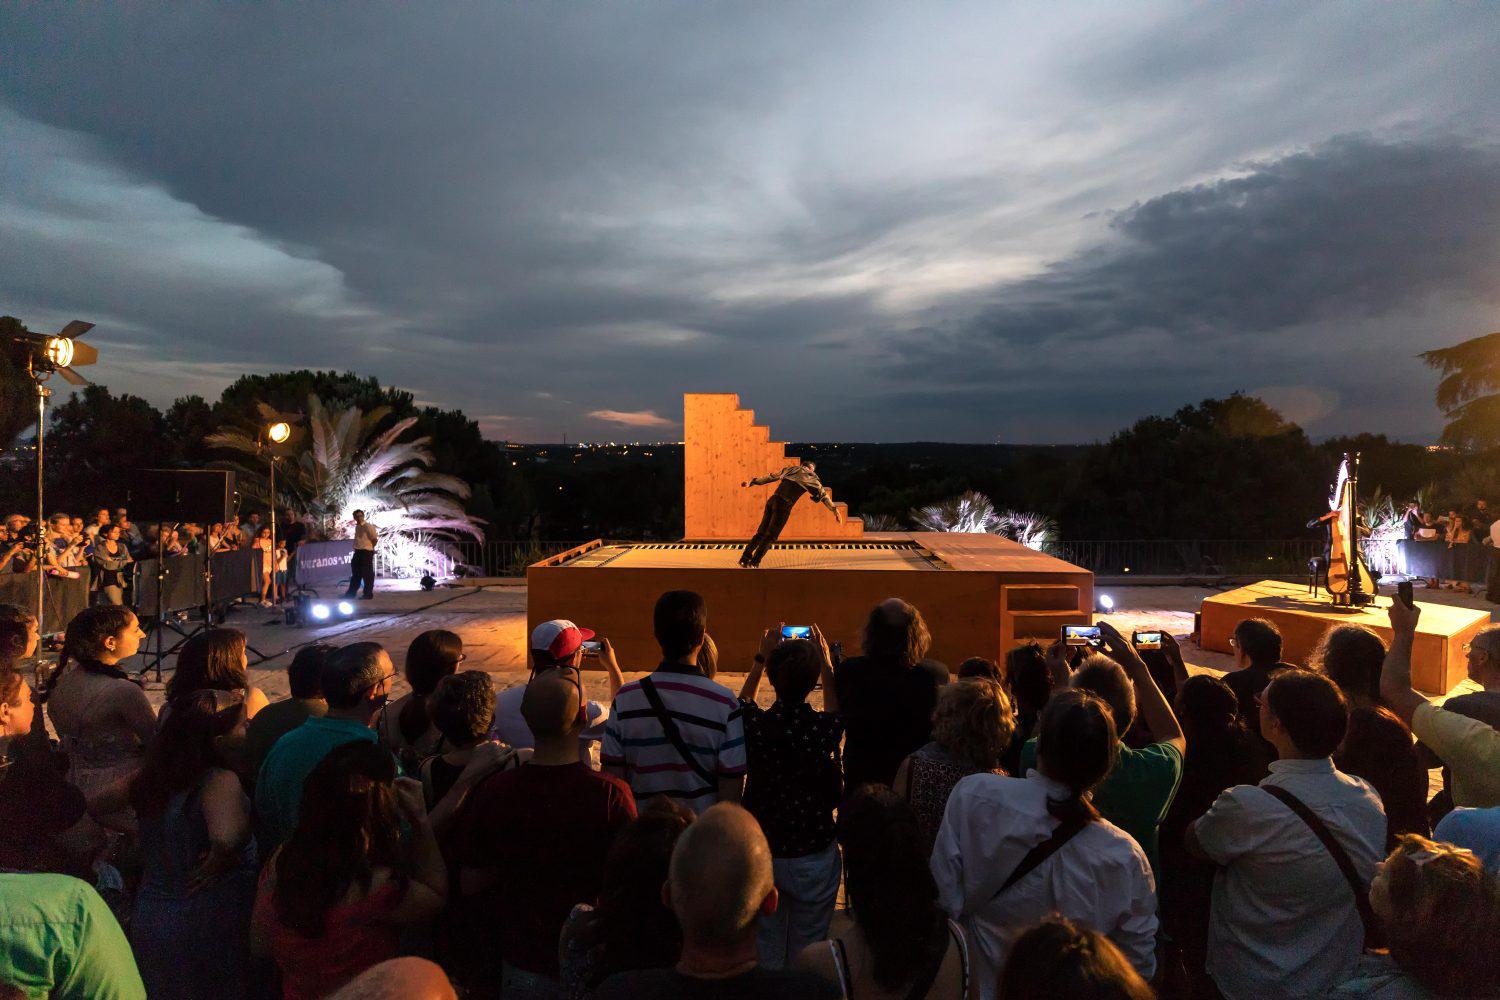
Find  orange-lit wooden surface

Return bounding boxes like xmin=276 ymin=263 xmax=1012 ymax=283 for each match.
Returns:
xmin=683 ymin=393 xmax=865 ymax=540
xmin=1199 ymin=579 xmax=1486 ymax=694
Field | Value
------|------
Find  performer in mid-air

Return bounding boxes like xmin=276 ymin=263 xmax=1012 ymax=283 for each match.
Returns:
xmin=738 ymin=462 xmax=843 ymax=568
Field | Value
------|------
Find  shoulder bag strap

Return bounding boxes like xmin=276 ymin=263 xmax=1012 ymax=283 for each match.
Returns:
xmin=638 ymin=676 xmax=719 ymax=789
xmin=990 ymin=816 xmax=1088 ymax=900
xmin=1261 ymin=785 xmax=1378 ymax=940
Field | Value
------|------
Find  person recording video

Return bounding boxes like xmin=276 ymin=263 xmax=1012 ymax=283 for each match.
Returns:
xmin=737 ymin=462 xmax=843 ymax=568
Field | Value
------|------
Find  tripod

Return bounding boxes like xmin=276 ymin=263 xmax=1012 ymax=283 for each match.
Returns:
xmin=136 ymin=528 xmax=272 ymax=680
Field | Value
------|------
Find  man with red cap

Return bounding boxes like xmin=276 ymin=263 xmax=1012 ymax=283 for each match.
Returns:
xmin=491 ymin=619 xmax=624 ymax=766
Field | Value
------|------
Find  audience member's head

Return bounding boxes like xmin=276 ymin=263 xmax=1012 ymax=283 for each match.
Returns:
xmin=665 ymin=803 xmax=774 ymax=956
xmin=1464 ymin=624 xmax=1500 ymax=688
xmin=1232 ymin=618 xmax=1282 ymax=669
xmin=1000 ymin=916 xmax=1155 ymax=1000
xmin=1036 ymin=688 xmax=1119 ymax=825
xmin=275 ymin=741 xmax=403 ymax=937
xmin=1070 ymin=653 xmax=1136 ymax=734
xmin=932 ymin=678 xmax=1015 ymax=773
xmin=428 ymin=671 xmax=495 ymax=750
xmin=1175 ymin=674 xmax=1245 ymax=743
xmin=286 ymin=643 xmax=335 ymax=701
xmin=1005 ymin=641 xmax=1054 ymax=718
xmin=522 ymin=667 xmax=585 ymax=743
xmin=399 ymin=629 xmax=463 ymax=744
xmin=1261 ymin=669 xmax=1348 ymax=759
xmin=167 ymin=627 xmax=249 ymax=703
xmin=591 ymin=797 xmax=696 ymax=984
xmin=131 ymin=688 xmax=247 ymax=817
xmin=1310 ymin=624 xmax=1386 ymax=706
xmin=766 ymin=638 xmax=821 ymax=704
xmin=861 ymin=597 xmax=931 ymax=667
xmin=530 ymin=619 xmax=591 ymax=672
xmin=654 ymin=590 xmax=707 ymax=662
xmin=324 ymin=958 xmax=457 ymax=1000
xmin=0 ymin=669 xmax=35 ymax=739
xmin=957 ymin=656 xmax=1003 ymax=684
xmin=1371 ymin=835 xmax=1500 ymax=997
xmin=0 ymin=604 xmax=39 ymax=665
xmin=836 ymin=785 xmax=947 ymax=990
xmin=319 ymin=642 xmax=394 ymax=719
xmin=56 ymin=604 xmax=141 ymax=679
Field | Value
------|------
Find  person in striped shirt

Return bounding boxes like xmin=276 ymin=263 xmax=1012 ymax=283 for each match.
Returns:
xmin=602 ymin=590 xmax=746 ymax=812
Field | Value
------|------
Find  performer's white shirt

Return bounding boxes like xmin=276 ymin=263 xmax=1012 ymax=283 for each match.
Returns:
xmin=353 ymin=522 xmax=378 ymax=551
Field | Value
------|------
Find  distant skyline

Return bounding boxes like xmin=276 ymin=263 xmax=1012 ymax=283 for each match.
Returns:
xmin=3 ymin=3 xmax=1498 ymax=443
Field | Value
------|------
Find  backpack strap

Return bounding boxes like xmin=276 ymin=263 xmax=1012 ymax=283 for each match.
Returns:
xmin=638 ymin=676 xmax=719 ymax=789
xmin=991 ymin=815 xmax=1089 ymax=900
xmin=1261 ymin=785 xmax=1378 ymax=942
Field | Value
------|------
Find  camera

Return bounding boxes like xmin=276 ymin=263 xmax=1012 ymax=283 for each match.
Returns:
xmin=1062 ymin=624 xmax=1102 ymax=647
xmin=1132 ymin=630 xmax=1163 ymax=650
xmin=580 ymin=639 xmax=603 ymax=656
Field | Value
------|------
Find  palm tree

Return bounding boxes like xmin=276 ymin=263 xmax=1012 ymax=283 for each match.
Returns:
xmin=1421 ymin=331 xmax=1500 ymax=450
xmin=205 ymin=395 xmax=482 ymax=575
xmin=1001 ymin=509 xmax=1057 ymax=551
xmin=911 ymin=491 xmax=1005 ymax=534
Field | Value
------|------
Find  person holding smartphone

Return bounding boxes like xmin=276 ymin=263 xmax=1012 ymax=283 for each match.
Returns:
xmin=492 ymin=620 xmax=623 ymax=766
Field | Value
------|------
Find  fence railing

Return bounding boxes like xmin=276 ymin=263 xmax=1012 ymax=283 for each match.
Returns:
xmin=376 ymin=539 xmax=591 ymax=579
xmin=1042 ymin=539 xmax=1323 ymax=577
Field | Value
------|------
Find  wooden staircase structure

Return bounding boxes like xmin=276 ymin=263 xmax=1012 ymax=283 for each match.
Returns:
xmin=684 ymin=393 xmax=865 ymax=540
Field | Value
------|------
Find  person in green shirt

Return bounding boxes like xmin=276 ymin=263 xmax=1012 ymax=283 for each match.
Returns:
xmin=254 ymin=641 xmax=395 ymax=852
xmin=0 ymin=872 xmax=145 ymax=1000
xmin=1018 ymin=621 xmax=1185 ymax=873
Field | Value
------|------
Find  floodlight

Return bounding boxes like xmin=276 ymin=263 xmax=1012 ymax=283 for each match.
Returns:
xmin=337 ymin=600 xmax=355 ymax=616
xmin=1097 ymin=593 xmax=1115 ymax=612
xmin=311 ymin=603 xmax=331 ymax=621
xmin=267 ymin=421 xmax=291 ymax=444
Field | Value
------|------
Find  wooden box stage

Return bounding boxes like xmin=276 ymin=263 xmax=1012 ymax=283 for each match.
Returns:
xmin=1199 ymin=579 xmax=1490 ymax=694
xmin=528 ymin=532 xmax=1093 ymax=672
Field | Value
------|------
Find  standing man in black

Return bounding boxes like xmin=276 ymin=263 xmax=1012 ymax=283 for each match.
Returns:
xmin=738 ymin=462 xmax=843 ymax=568
xmin=344 ymin=509 xmax=378 ymax=599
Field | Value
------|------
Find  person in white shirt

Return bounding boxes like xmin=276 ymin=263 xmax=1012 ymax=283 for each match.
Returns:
xmin=931 ymin=688 xmax=1157 ymax=1000
xmin=344 ymin=509 xmax=378 ymax=600
xmin=492 ymin=619 xmax=623 ymax=767
xmin=1186 ymin=669 xmax=1386 ymax=1000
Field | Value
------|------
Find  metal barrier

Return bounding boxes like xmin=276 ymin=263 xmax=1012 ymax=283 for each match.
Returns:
xmin=375 ymin=540 xmax=591 ymax=579
xmin=1043 ymin=539 xmax=1322 ymax=577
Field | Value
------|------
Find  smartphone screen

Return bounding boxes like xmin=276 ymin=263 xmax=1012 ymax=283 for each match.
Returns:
xmin=1133 ymin=630 xmax=1162 ymax=650
xmin=580 ymin=639 xmax=603 ymax=655
xmin=1063 ymin=625 xmax=1102 ymax=646
xmin=781 ymin=625 xmax=813 ymax=640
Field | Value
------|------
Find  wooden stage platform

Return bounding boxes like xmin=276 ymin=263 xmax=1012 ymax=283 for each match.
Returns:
xmin=1199 ymin=579 xmax=1490 ymax=694
xmin=528 ymin=533 xmax=1093 ymax=672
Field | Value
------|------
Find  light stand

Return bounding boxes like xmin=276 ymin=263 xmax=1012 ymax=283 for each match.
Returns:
xmin=29 ymin=368 xmax=48 ymax=635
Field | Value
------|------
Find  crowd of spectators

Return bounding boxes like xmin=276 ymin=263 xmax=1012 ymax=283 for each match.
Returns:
xmin=1401 ymin=498 xmax=1497 ymax=594
xmin=0 ymin=507 xmax=308 ymax=608
xmin=1 ymin=588 xmax=1500 ymax=999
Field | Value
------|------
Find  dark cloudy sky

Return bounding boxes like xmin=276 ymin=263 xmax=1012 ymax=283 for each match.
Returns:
xmin=3 ymin=4 xmax=1498 ymax=443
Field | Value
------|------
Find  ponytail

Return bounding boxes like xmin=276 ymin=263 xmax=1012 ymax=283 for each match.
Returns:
xmin=1035 ymin=688 xmax=1118 ymax=826
xmin=39 ymin=605 xmax=137 ymax=702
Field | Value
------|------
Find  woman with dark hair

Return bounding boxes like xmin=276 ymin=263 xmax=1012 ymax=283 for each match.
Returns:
xmin=795 ymin=786 xmax=969 ymax=999
xmin=89 ymin=523 xmax=133 ymax=605
xmin=1331 ymin=835 xmax=1500 ymax=998
xmin=1001 ymin=917 xmax=1155 ymax=1000
xmin=834 ymin=598 xmax=950 ymax=788
xmin=1002 ymin=641 xmax=1053 ymax=776
xmin=1311 ymin=624 xmax=1430 ymax=846
xmin=932 ymin=689 xmax=1157 ymax=999
xmin=558 ymin=797 xmax=696 ymax=998
xmin=165 ymin=628 xmax=269 ymax=725
xmin=894 ymin=678 xmax=1015 ymax=852
xmin=126 ymin=688 xmax=257 ymax=1000
xmin=252 ymin=741 xmax=447 ymax=999
xmin=378 ymin=629 xmax=464 ymax=771
xmin=41 ymin=605 xmax=153 ymax=824
xmin=1157 ymin=676 xmax=1268 ymax=997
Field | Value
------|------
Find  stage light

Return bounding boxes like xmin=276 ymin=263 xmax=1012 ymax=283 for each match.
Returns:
xmin=45 ymin=337 xmax=74 ymax=367
xmin=267 ymin=421 xmax=291 ymax=444
xmin=337 ymin=600 xmax=355 ymax=616
xmin=1097 ymin=593 xmax=1115 ymax=612
xmin=420 ymin=574 xmax=436 ymax=591
xmin=311 ymin=603 xmax=331 ymax=621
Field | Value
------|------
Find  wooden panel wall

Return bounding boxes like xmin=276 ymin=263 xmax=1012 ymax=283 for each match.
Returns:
xmin=683 ymin=393 xmax=865 ymax=540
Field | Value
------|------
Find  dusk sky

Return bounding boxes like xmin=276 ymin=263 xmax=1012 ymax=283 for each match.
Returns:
xmin=4 ymin=4 xmax=1498 ymax=443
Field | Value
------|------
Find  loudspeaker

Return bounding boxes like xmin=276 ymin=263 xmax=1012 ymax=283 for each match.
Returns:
xmin=124 ymin=469 xmax=237 ymax=525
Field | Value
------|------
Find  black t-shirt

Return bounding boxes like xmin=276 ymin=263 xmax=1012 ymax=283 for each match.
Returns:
xmin=594 ymin=966 xmax=839 ymax=1000
xmin=1222 ymin=661 xmax=1292 ymax=737
xmin=835 ymin=655 xmax=949 ymax=789
xmin=741 ymin=700 xmax=843 ymax=857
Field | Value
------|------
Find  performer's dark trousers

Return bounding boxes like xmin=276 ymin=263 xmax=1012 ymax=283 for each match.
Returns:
xmin=345 ymin=549 xmax=375 ymax=598
xmin=741 ymin=496 xmax=796 ymax=565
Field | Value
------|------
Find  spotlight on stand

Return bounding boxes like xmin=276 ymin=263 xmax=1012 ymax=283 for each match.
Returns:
xmin=311 ymin=603 xmax=332 ymax=621
xmin=337 ymin=600 xmax=355 ymax=616
xmin=1096 ymin=593 xmax=1115 ymax=613
xmin=419 ymin=574 xmax=436 ymax=591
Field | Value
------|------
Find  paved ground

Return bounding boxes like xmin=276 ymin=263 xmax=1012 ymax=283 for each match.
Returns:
xmin=123 ymin=578 xmax=1498 ymax=711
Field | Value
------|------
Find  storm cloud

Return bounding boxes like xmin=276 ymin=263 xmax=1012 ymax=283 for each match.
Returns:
xmin=2 ymin=3 xmax=1497 ymax=441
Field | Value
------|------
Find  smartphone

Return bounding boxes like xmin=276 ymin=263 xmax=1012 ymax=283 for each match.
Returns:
xmin=1132 ymin=630 xmax=1162 ymax=650
xmin=580 ymin=639 xmax=603 ymax=656
xmin=781 ymin=625 xmax=813 ymax=640
xmin=1063 ymin=625 xmax=1102 ymax=647
xmin=1397 ymin=581 xmax=1415 ymax=610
